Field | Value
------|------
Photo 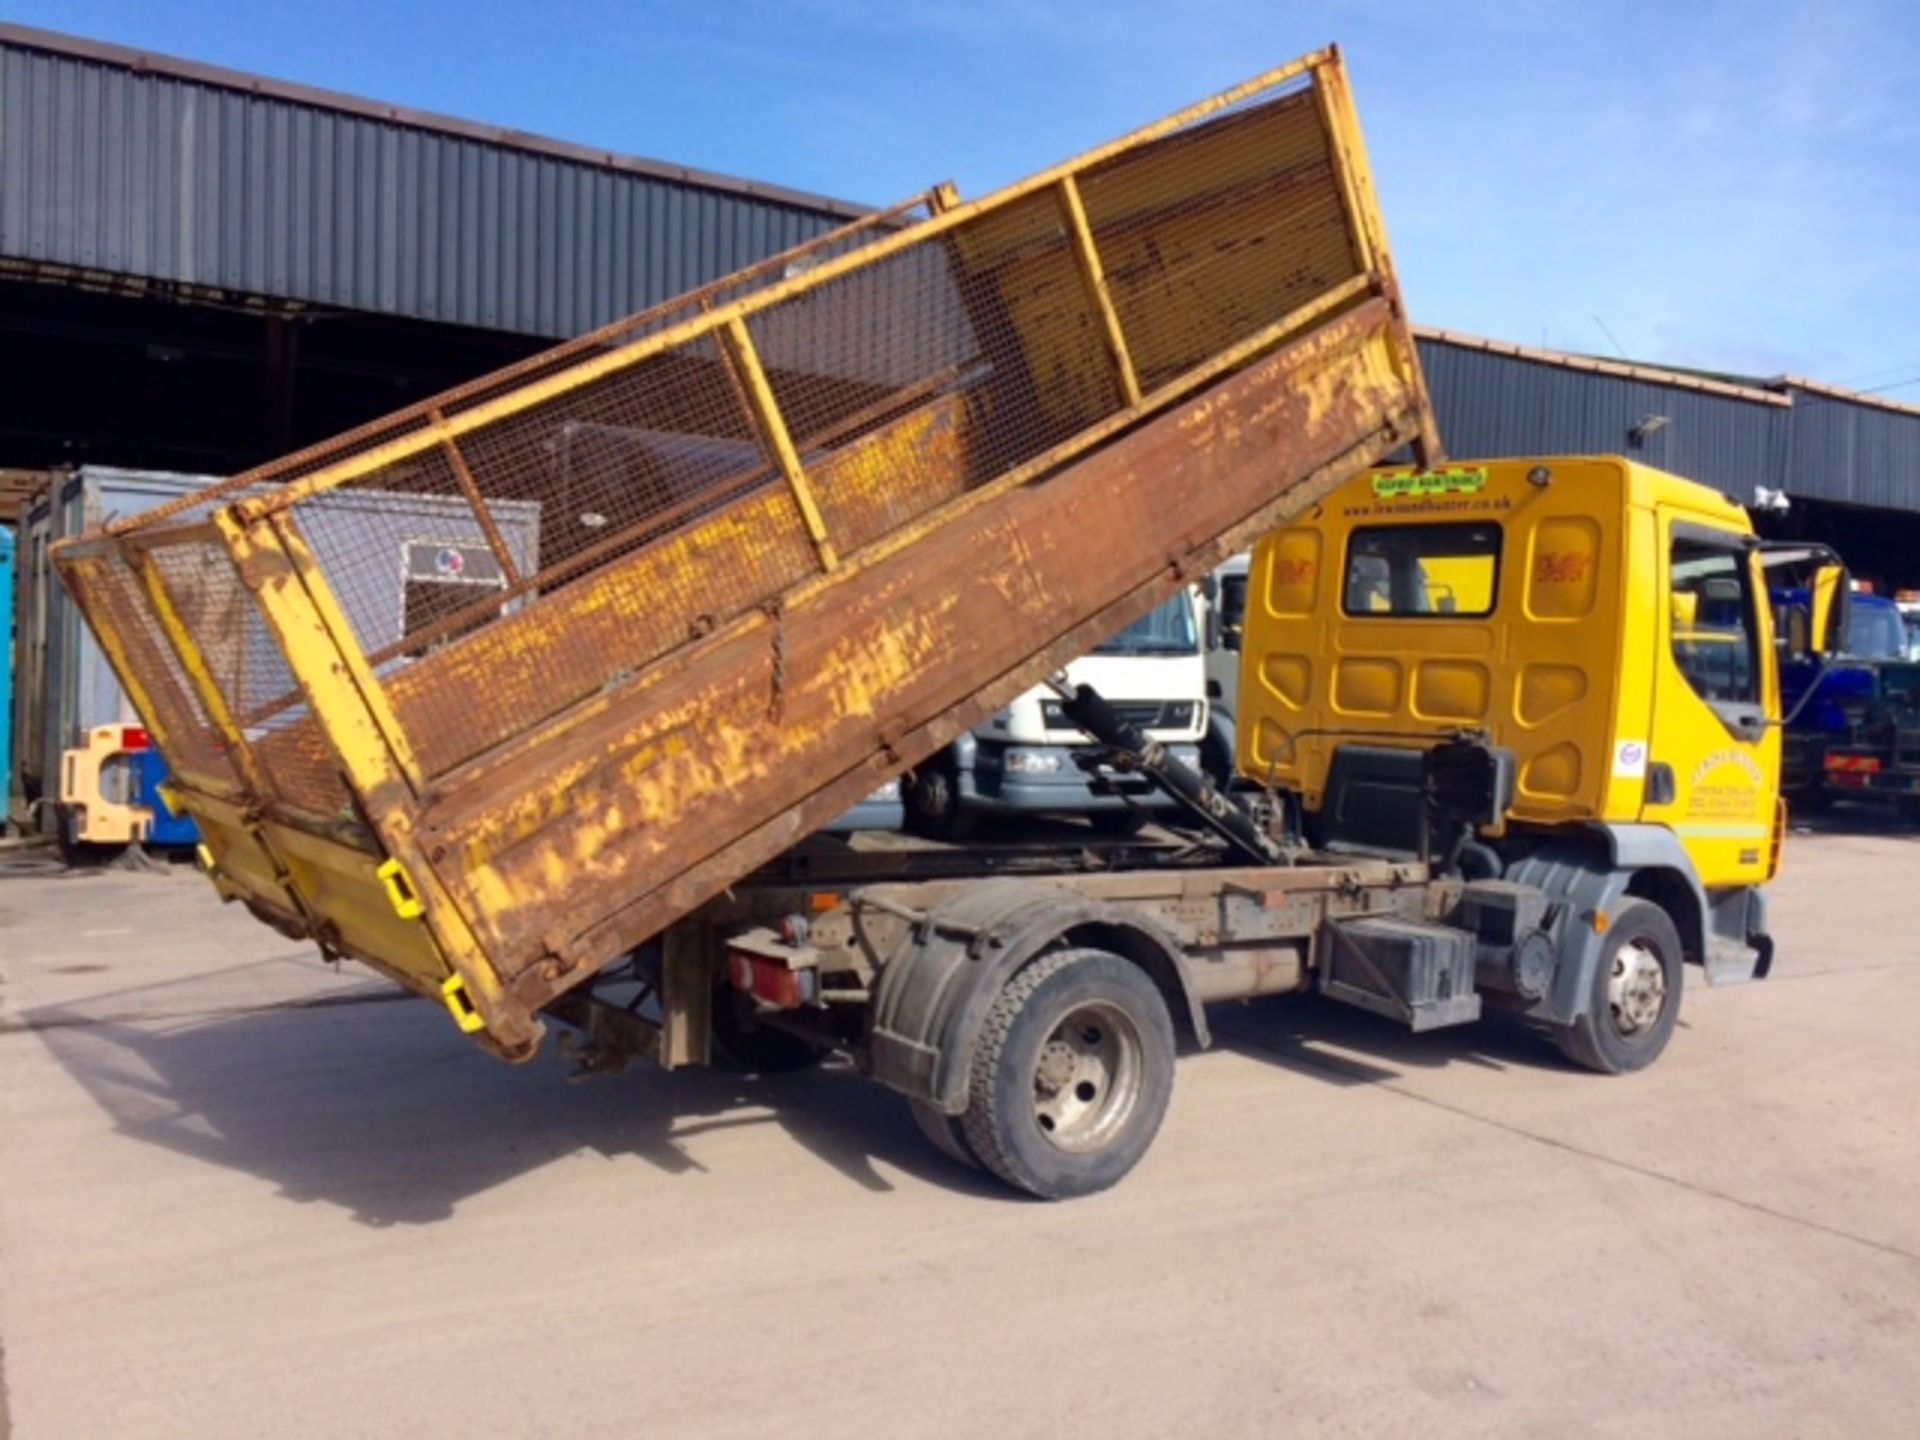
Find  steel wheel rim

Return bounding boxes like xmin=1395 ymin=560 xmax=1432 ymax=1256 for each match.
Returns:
xmin=1608 ymin=939 xmax=1668 ymax=1038
xmin=1031 ymin=1000 xmax=1143 ymax=1153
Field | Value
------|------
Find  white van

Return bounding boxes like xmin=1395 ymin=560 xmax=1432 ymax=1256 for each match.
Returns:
xmin=904 ymin=590 xmax=1209 ymax=838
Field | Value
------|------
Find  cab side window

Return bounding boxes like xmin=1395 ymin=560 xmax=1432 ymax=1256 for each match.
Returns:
xmin=1670 ymin=539 xmax=1758 ymax=705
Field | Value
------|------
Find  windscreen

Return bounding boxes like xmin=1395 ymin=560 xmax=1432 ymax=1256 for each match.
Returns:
xmin=1096 ymin=594 xmax=1199 ymax=655
xmin=1844 ymin=604 xmax=1907 ymax=660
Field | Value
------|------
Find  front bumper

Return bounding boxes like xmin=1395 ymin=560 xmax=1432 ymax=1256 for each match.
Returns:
xmin=824 ymin=781 xmax=905 ymax=832
xmin=961 ymin=741 xmax=1204 ymax=814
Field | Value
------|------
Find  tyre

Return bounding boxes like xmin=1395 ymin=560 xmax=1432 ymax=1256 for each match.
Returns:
xmin=904 ymin=762 xmax=977 ymax=842
xmin=710 ymin=990 xmax=828 ymax=1073
xmin=1089 ymin=808 xmax=1148 ymax=837
xmin=959 ymin=948 xmax=1175 ymax=1199
xmin=1554 ymin=899 xmax=1685 ymax=1075
xmin=908 ymin=1098 xmax=982 ymax=1171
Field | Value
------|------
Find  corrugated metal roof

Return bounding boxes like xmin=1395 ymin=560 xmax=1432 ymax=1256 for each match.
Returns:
xmin=1779 ymin=387 xmax=1920 ymax=510
xmin=1418 ymin=329 xmax=1920 ymax=514
xmin=0 ymin=24 xmax=871 ymax=340
xmin=1417 ymin=331 xmax=1786 ymax=502
xmin=1414 ymin=327 xmax=1788 ymax=407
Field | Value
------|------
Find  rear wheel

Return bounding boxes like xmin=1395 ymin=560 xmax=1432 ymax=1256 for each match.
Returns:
xmin=908 ymin=1098 xmax=982 ymax=1171
xmin=1554 ymin=899 xmax=1685 ymax=1074
xmin=959 ymin=948 xmax=1175 ymax=1199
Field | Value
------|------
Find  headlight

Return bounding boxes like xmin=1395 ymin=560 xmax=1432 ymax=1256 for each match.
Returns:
xmin=1005 ymin=749 xmax=1065 ymax=774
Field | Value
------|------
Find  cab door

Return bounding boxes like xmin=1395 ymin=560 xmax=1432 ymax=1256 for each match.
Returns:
xmin=1647 ymin=516 xmax=1779 ymax=888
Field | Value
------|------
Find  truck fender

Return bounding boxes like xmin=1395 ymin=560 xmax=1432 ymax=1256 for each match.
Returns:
xmin=865 ymin=878 xmax=1209 ymax=1114
xmin=1503 ymin=825 xmax=1708 ymax=1028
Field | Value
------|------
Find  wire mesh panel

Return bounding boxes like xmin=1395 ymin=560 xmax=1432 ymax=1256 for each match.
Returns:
xmin=141 ymin=537 xmax=354 ymax=818
xmin=1080 ymin=88 xmax=1361 ymax=391
xmin=58 ymin=550 xmax=242 ymax=794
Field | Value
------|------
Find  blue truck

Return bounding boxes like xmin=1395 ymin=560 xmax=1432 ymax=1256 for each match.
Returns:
xmin=1776 ymin=589 xmax=1911 ymax=813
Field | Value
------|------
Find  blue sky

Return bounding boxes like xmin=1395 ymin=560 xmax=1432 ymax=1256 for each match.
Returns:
xmin=14 ymin=0 xmax=1920 ymax=390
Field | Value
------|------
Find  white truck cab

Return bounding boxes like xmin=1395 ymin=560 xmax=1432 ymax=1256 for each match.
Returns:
xmin=904 ymin=590 xmax=1209 ymax=837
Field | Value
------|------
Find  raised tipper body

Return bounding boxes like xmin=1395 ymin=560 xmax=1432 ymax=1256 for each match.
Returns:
xmin=53 ymin=49 xmax=1435 ymax=1058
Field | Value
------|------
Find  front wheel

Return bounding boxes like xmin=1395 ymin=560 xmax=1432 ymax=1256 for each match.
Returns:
xmin=904 ymin=763 xmax=977 ymax=842
xmin=1786 ymin=785 xmax=1830 ymax=817
xmin=959 ymin=948 xmax=1175 ymax=1199
xmin=1554 ymin=899 xmax=1685 ymax=1074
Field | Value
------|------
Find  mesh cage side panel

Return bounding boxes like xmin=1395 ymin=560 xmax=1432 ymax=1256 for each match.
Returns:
xmin=64 ymin=552 xmax=241 ymax=791
xmin=117 ymin=75 xmax=1361 ymax=805
xmin=1081 ymin=87 xmax=1358 ymax=392
xmin=272 ymin=85 xmax=1346 ymax=784
xmin=299 ymin=332 xmax=817 ymax=778
xmin=381 ymin=486 xmax=818 ymax=779
xmin=143 ymin=539 xmax=353 ymax=817
xmin=114 ymin=207 xmax=916 ymax=536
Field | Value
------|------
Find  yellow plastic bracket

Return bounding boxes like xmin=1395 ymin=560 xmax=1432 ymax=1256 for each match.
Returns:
xmin=376 ymin=856 xmax=426 ymax=921
xmin=439 ymin=973 xmax=486 ymax=1034
xmin=195 ymin=843 xmax=217 ymax=874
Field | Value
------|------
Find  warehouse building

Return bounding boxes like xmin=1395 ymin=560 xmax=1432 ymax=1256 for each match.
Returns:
xmin=0 ymin=23 xmax=868 ymax=477
xmin=1416 ymin=329 xmax=1920 ymax=591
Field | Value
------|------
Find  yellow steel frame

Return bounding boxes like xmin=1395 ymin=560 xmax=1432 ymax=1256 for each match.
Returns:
xmin=1058 ymin=173 xmax=1143 ymax=407
xmin=718 ymin=316 xmax=840 ymax=571
xmin=212 ymin=509 xmax=532 ymax=1048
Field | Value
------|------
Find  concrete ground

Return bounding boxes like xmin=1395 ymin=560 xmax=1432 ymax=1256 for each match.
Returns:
xmin=1 ymin=813 xmax=1917 ymax=1440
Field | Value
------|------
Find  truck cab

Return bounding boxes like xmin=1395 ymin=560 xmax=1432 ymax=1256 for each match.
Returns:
xmin=1241 ymin=456 xmax=1816 ymax=983
xmin=904 ymin=589 xmax=1208 ymax=838
xmin=1774 ymin=587 xmax=1906 ymax=806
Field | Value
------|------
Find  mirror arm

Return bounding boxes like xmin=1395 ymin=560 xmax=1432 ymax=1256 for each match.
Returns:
xmin=1771 ymin=652 xmax=1844 ymax=730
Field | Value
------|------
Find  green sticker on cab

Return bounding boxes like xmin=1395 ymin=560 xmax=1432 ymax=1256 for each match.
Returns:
xmin=1372 ymin=467 xmax=1489 ymax=499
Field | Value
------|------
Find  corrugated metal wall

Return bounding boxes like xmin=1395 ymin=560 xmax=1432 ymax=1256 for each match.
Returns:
xmin=1418 ymin=335 xmax=1787 ymax=501
xmin=1419 ymin=334 xmax=1920 ymax=514
xmin=0 ymin=31 xmax=862 ymax=340
xmin=1780 ymin=389 xmax=1920 ymax=510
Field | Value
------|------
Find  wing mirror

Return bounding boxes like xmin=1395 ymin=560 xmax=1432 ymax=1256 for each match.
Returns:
xmin=1805 ymin=562 xmax=1849 ymax=660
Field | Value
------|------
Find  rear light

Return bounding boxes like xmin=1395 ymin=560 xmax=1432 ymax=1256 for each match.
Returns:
xmin=727 ymin=951 xmax=817 ymax=1011
xmin=1825 ymin=754 xmax=1881 ymax=774
xmin=120 ymin=726 xmax=150 ymax=752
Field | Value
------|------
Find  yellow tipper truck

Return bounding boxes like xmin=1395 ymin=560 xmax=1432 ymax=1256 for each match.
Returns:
xmin=53 ymin=50 xmax=1842 ymax=1198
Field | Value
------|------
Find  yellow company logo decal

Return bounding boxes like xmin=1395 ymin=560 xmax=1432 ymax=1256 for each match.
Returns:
xmin=1372 ymin=467 xmax=1489 ymax=499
